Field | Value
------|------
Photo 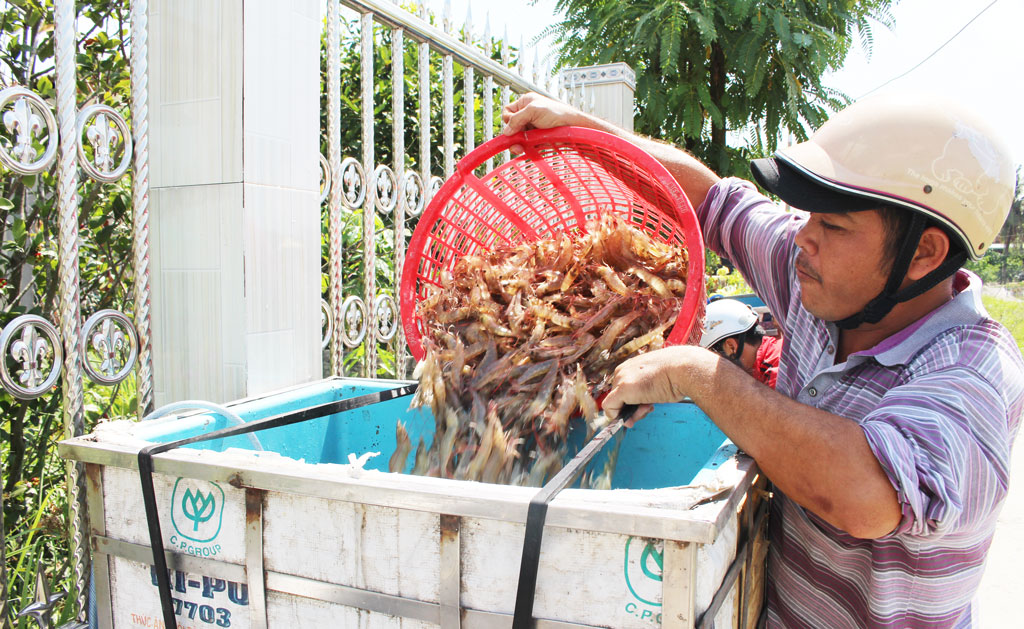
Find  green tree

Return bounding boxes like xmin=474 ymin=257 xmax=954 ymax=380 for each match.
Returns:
xmin=1001 ymin=166 xmax=1023 ymax=251
xmin=546 ymin=0 xmax=895 ymax=176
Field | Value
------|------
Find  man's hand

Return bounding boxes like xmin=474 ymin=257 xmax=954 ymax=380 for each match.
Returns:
xmin=501 ymin=92 xmax=603 ymax=137
xmin=603 ymin=345 xmax=713 ymax=426
xmin=604 ymin=341 xmax=901 ymax=538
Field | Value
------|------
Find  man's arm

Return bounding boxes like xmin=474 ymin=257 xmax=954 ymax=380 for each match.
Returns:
xmin=502 ymin=93 xmax=721 ymax=209
xmin=602 ymin=345 xmax=902 ymax=539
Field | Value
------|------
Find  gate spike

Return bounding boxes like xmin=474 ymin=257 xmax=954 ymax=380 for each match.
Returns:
xmin=16 ymin=565 xmax=66 ymax=629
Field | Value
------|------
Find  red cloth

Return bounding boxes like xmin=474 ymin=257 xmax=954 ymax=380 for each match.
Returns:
xmin=754 ymin=335 xmax=782 ymax=388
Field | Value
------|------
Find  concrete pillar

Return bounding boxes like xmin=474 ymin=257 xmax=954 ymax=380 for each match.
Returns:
xmin=147 ymin=0 xmax=322 ymax=405
xmin=561 ymin=62 xmax=636 ymax=132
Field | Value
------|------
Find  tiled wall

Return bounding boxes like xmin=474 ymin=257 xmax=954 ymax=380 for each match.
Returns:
xmin=149 ymin=0 xmax=321 ymax=405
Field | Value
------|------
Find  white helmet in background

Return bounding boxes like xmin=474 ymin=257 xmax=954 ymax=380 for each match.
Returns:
xmin=700 ymin=299 xmax=759 ymax=349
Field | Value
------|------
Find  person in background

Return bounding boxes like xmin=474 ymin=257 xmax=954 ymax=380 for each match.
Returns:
xmin=700 ymin=298 xmax=782 ymax=388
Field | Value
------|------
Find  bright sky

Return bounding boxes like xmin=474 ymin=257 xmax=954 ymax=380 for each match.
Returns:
xmin=442 ymin=0 xmax=562 ymax=67
xmin=485 ymin=0 xmax=1024 ymax=167
xmin=826 ymin=0 xmax=1024 ymax=166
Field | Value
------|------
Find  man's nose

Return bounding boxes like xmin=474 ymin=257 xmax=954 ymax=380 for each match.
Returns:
xmin=794 ymin=221 xmax=817 ymax=255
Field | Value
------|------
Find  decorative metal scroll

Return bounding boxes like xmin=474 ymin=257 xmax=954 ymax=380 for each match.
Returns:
xmin=319 ymin=153 xmax=332 ymax=205
xmin=321 ymin=298 xmax=333 ymax=349
xmin=373 ymin=293 xmax=398 ymax=342
xmin=0 ymin=86 xmax=58 ymax=175
xmin=0 ymin=314 xmax=64 ymax=400
xmin=372 ymin=164 xmax=398 ymax=215
xmin=339 ymin=156 xmax=366 ymax=210
xmin=400 ymin=170 xmax=425 ymax=217
xmin=340 ymin=295 xmax=367 ymax=349
xmin=81 ymin=309 xmax=139 ymax=385
xmin=76 ymin=103 xmax=132 ymax=182
xmin=428 ymin=175 xmax=443 ymax=202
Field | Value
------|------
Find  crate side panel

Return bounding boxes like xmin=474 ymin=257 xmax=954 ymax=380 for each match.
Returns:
xmin=694 ymin=507 xmax=739 ymax=617
xmin=262 ymin=491 xmax=441 ymax=603
xmin=108 ymin=556 xmax=253 ymax=629
xmin=103 ymin=465 xmax=247 ymax=564
xmin=266 ymin=591 xmax=438 ymax=628
xmin=460 ymin=517 xmax=670 ymax=628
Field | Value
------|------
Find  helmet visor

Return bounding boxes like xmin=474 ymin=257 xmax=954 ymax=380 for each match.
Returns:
xmin=750 ymin=156 xmax=883 ymax=214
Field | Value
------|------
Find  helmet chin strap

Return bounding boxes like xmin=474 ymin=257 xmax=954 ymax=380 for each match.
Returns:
xmin=835 ymin=215 xmax=968 ymax=330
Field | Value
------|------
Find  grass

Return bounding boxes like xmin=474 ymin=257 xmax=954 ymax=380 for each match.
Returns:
xmin=984 ymin=295 xmax=1024 ymax=355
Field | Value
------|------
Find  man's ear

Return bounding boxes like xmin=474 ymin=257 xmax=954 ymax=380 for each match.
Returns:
xmin=721 ymin=337 xmax=739 ymax=357
xmin=907 ymin=226 xmax=951 ymax=281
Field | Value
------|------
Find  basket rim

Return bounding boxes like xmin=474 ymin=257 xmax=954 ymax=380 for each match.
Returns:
xmin=400 ymin=126 xmax=706 ymax=361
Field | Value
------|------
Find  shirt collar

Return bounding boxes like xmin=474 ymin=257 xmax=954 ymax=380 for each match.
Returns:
xmin=851 ymin=270 xmax=986 ymax=367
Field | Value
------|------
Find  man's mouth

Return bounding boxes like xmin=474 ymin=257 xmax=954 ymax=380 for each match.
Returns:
xmin=795 ymin=255 xmax=821 ymax=282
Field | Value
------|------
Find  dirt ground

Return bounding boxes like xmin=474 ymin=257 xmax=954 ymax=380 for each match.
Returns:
xmin=977 ymin=429 xmax=1023 ymax=626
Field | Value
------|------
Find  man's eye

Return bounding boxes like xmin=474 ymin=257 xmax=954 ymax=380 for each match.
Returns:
xmin=821 ymin=221 xmax=842 ymax=231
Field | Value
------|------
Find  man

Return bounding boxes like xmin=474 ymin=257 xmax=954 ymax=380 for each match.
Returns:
xmin=503 ymin=91 xmax=1024 ymax=627
xmin=701 ymin=298 xmax=781 ymax=388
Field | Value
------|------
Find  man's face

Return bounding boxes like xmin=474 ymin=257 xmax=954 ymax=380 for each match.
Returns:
xmin=793 ymin=209 xmax=891 ymax=322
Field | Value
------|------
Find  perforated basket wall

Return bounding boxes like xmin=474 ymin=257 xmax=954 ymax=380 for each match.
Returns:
xmin=400 ymin=126 xmax=705 ymax=360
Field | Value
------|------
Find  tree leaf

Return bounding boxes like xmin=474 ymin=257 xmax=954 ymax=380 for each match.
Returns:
xmin=12 ymin=217 xmax=26 ymax=243
xmin=772 ymin=11 xmax=791 ymax=50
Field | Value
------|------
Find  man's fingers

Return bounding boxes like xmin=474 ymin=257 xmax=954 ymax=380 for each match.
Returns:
xmin=601 ymin=388 xmax=624 ymax=420
xmin=500 ymin=92 xmax=534 ymax=126
xmin=625 ymin=404 xmax=653 ymax=429
xmin=502 ymin=107 xmax=534 ymax=136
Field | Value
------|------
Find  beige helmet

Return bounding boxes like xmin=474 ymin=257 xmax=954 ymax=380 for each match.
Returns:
xmin=763 ymin=92 xmax=1014 ymax=259
xmin=750 ymin=92 xmax=1015 ymax=328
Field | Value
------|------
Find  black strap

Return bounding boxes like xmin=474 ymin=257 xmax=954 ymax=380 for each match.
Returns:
xmin=138 ymin=383 xmax=418 ymax=629
xmin=836 ymin=216 xmax=967 ymax=330
xmin=512 ymin=404 xmax=634 ymax=628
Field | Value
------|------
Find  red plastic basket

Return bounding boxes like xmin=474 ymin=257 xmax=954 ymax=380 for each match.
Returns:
xmin=400 ymin=126 xmax=705 ymax=360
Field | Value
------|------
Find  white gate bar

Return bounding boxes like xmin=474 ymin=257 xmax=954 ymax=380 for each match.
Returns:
xmin=327 ymin=0 xmax=345 ymax=376
xmin=129 ymin=0 xmax=155 ymax=417
xmin=501 ymin=27 xmax=511 ymax=164
xmin=518 ymin=35 xmax=526 ymax=79
xmin=392 ymin=5 xmax=408 ymax=379
xmin=483 ymin=14 xmax=493 ymax=173
xmin=340 ymin=0 xmax=553 ymax=97
xmin=417 ymin=2 xmax=430 ymax=203
xmin=360 ymin=11 xmax=378 ymax=377
xmin=462 ymin=6 xmax=474 ymax=156
xmin=55 ymin=0 xmax=89 ymax=620
xmin=442 ymin=0 xmax=454 ymax=178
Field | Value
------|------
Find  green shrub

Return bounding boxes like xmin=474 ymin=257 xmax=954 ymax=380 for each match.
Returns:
xmin=966 ymin=248 xmax=1024 ymax=284
xmin=704 ymin=249 xmax=753 ymax=297
xmin=984 ymin=296 xmax=1024 ymax=356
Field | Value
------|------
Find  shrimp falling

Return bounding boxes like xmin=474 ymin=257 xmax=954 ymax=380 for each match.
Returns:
xmin=394 ymin=215 xmax=690 ymax=486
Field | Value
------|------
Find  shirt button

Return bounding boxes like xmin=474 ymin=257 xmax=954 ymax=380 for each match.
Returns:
xmin=808 ymin=387 xmax=818 ymax=397
xmin=826 ymin=345 xmax=834 ymax=355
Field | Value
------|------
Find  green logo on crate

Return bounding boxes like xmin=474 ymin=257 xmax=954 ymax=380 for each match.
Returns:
xmin=623 ymin=537 xmax=664 ymax=623
xmin=170 ymin=478 xmax=225 ymax=544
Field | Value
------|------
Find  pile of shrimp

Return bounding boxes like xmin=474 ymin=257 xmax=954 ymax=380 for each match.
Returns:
xmin=390 ymin=214 xmax=689 ymax=486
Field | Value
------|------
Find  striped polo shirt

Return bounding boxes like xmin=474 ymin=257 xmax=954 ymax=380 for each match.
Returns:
xmin=699 ymin=178 xmax=1024 ymax=628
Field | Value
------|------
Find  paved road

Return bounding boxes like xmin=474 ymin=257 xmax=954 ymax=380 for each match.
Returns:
xmin=977 ymin=429 xmax=1023 ymax=626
